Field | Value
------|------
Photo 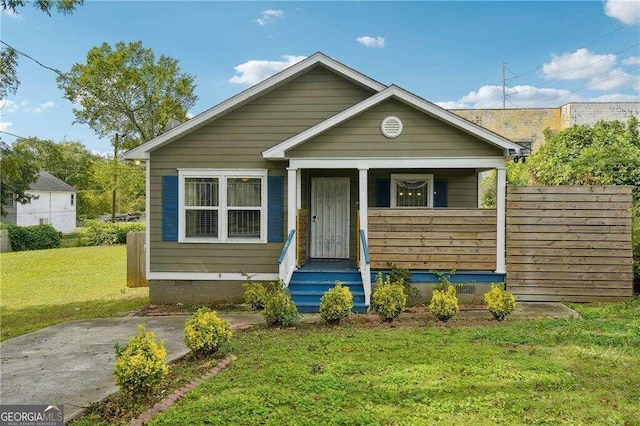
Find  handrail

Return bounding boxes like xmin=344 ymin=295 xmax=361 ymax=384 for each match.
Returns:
xmin=278 ymin=230 xmax=296 ymax=264
xmin=359 ymin=229 xmax=370 ymax=265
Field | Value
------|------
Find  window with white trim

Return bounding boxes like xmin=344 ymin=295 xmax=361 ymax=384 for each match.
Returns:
xmin=179 ymin=170 xmax=267 ymax=243
xmin=5 ymin=192 xmax=15 ymax=208
xmin=391 ymin=174 xmax=434 ymax=207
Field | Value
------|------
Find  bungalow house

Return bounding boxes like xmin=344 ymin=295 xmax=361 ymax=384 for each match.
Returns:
xmin=125 ymin=53 xmax=527 ymax=311
xmin=2 ymin=171 xmax=77 ymax=234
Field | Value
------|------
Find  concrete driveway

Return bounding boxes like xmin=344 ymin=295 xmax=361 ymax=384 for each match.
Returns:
xmin=0 ymin=314 xmax=263 ymax=421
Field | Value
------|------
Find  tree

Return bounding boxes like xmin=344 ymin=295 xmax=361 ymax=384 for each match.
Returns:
xmin=90 ymin=156 xmax=145 ymax=215
xmin=57 ymin=41 xmax=197 ymax=150
xmin=480 ymin=162 xmax=530 ymax=208
xmin=1 ymin=1 xmax=83 ymax=97
xmin=528 ymin=118 xmax=640 ymax=202
xmin=12 ymin=137 xmax=98 ymax=189
xmin=0 ymin=140 xmax=38 ymax=215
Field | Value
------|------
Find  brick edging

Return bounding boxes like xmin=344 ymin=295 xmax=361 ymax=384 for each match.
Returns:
xmin=129 ymin=354 xmax=237 ymax=426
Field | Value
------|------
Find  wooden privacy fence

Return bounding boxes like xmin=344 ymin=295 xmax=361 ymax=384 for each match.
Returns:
xmin=127 ymin=231 xmax=148 ymax=288
xmin=506 ymin=186 xmax=633 ymax=302
xmin=368 ymin=208 xmax=497 ymax=270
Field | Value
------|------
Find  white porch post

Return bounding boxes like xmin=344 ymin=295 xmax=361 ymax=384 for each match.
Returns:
xmin=495 ymin=167 xmax=506 ymax=274
xmin=287 ymin=167 xmax=297 ymax=249
xmin=358 ymin=168 xmax=371 ymax=305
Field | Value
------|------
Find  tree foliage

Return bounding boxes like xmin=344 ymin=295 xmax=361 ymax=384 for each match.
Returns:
xmin=57 ymin=41 xmax=197 ymax=150
xmin=12 ymin=138 xmax=98 ymax=189
xmin=0 ymin=140 xmax=38 ymax=215
xmin=528 ymin=118 xmax=640 ymax=202
xmin=481 ymin=162 xmax=530 ymax=208
xmin=0 ymin=47 xmax=19 ymax=99
xmin=2 ymin=0 xmax=83 ymax=16
xmin=90 ymin=156 xmax=145 ymax=214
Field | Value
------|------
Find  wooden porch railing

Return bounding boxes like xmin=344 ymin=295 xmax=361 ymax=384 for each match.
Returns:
xmin=368 ymin=208 xmax=497 ymax=271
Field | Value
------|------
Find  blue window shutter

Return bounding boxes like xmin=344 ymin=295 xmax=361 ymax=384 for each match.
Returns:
xmin=267 ymin=175 xmax=284 ymax=242
xmin=162 ymin=175 xmax=179 ymax=241
xmin=434 ymin=179 xmax=448 ymax=207
xmin=376 ymin=178 xmax=391 ymax=207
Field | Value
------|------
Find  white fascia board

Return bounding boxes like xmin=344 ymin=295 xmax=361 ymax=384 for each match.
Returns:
xmin=263 ymin=85 xmax=524 ymax=159
xmin=289 ymin=157 xmax=507 ymax=169
xmin=147 ymin=272 xmax=279 ymax=281
xmin=124 ymin=53 xmax=386 ymax=160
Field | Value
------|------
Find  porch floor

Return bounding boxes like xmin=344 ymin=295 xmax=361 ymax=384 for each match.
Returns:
xmin=298 ymin=258 xmax=357 ymax=272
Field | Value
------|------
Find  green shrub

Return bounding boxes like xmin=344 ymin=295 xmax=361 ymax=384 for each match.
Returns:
xmin=262 ymin=288 xmax=300 ymax=326
xmin=388 ymin=263 xmax=422 ymax=307
xmin=429 ymin=285 xmax=459 ymax=322
xmin=431 ymin=269 xmax=456 ymax=292
xmin=483 ymin=283 xmax=517 ymax=321
xmin=371 ymin=273 xmax=407 ymax=323
xmin=114 ymin=325 xmax=168 ymax=399
xmin=319 ymin=282 xmax=353 ymax=324
xmin=184 ymin=307 xmax=233 ymax=354
xmin=242 ymin=281 xmax=280 ymax=310
xmin=7 ymin=224 xmax=61 ymax=251
xmin=82 ymin=220 xmax=145 ymax=246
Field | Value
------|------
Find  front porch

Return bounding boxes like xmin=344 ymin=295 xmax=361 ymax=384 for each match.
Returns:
xmin=278 ymin=159 xmax=508 ymax=310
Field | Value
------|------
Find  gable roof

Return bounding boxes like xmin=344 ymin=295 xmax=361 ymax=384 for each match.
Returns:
xmin=263 ymin=85 xmax=525 ymax=159
xmin=124 ymin=53 xmax=387 ymax=160
xmin=29 ymin=171 xmax=76 ymax=192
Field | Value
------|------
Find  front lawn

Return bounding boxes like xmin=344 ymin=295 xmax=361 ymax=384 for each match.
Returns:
xmin=0 ymin=245 xmax=148 ymax=341
xmin=149 ymin=299 xmax=640 ymax=425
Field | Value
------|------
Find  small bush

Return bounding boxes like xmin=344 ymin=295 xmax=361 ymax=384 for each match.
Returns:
xmin=184 ymin=307 xmax=233 ymax=354
xmin=483 ymin=283 xmax=517 ymax=321
xmin=7 ymin=224 xmax=61 ymax=251
xmin=429 ymin=285 xmax=459 ymax=322
xmin=320 ymin=282 xmax=353 ymax=324
xmin=371 ymin=273 xmax=407 ymax=323
xmin=262 ymin=288 xmax=300 ymax=326
xmin=114 ymin=325 xmax=168 ymax=399
xmin=82 ymin=220 xmax=145 ymax=246
xmin=388 ymin=263 xmax=422 ymax=307
xmin=242 ymin=281 xmax=280 ymax=310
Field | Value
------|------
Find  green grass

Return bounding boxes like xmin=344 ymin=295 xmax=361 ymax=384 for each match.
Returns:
xmin=0 ymin=245 xmax=148 ymax=341
xmin=149 ymin=299 xmax=640 ymax=425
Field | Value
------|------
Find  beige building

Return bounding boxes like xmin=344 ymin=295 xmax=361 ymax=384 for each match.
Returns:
xmin=451 ymin=102 xmax=640 ymax=151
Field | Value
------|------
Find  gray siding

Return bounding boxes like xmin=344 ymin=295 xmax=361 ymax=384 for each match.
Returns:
xmin=288 ymin=98 xmax=504 ymax=158
xmin=149 ymin=66 xmax=375 ymax=273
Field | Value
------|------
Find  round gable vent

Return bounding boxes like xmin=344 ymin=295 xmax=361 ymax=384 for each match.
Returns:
xmin=381 ymin=116 xmax=403 ymax=138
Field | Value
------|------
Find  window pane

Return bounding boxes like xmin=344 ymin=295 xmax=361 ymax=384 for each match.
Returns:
xmin=185 ymin=178 xmax=218 ymax=207
xmin=396 ymin=180 xmax=428 ymax=207
xmin=227 ymin=178 xmax=261 ymax=207
xmin=186 ymin=210 xmax=218 ymax=238
xmin=228 ymin=210 xmax=261 ymax=238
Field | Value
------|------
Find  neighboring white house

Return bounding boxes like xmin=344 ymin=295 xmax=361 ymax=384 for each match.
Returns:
xmin=2 ymin=171 xmax=77 ymax=234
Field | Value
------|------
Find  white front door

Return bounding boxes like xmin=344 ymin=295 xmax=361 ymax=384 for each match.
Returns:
xmin=310 ymin=177 xmax=350 ymax=258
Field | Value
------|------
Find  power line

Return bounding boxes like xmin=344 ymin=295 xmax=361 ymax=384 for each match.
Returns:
xmin=0 ymin=40 xmax=67 ymax=78
xmin=509 ymin=17 xmax=640 ymax=81
xmin=0 ymin=130 xmax=26 ymax=139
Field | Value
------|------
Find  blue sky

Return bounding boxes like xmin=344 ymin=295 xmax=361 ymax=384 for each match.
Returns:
xmin=1 ymin=0 xmax=639 ymax=153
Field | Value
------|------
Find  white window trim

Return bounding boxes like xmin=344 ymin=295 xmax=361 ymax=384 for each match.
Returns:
xmin=390 ymin=174 xmax=434 ymax=208
xmin=178 ymin=169 xmax=268 ymax=244
xmin=5 ymin=192 xmax=15 ymax=208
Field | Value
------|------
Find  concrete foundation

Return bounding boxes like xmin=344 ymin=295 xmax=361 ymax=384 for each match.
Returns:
xmin=150 ymin=280 xmax=245 ymax=305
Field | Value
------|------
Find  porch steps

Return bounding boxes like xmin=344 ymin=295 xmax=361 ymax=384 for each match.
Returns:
xmin=288 ymin=270 xmax=368 ymax=314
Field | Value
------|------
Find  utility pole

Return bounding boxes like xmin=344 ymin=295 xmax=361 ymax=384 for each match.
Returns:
xmin=111 ymin=133 xmax=118 ymax=223
xmin=502 ymin=61 xmax=507 ymax=109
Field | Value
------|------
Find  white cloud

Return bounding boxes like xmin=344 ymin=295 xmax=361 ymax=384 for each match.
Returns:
xmin=229 ymin=55 xmax=306 ymax=85
xmin=0 ymin=99 xmax=19 ymax=113
xmin=24 ymin=101 xmax=56 ymax=113
xmin=0 ymin=121 xmax=14 ymax=132
xmin=438 ymin=84 xmax=582 ymax=109
xmin=623 ymin=56 xmax=640 ymax=65
xmin=256 ymin=9 xmax=284 ymax=26
xmin=588 ymin=69 xmax=640 ymax=91
xmin=543 ymin=48 xmax=617 ymax=80
xmin=604 ymin=0 xmax=640 ymax=24
xmin=589 ymin=93 xmax=640 ymax=102
xmin=356 ymin=36 xmax=385 ymax=48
